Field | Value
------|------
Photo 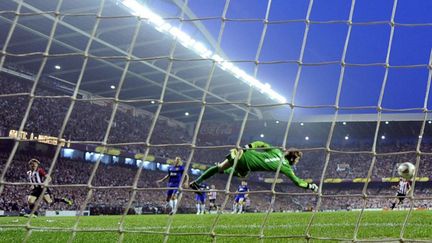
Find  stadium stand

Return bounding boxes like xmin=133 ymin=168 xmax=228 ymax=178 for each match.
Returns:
xmin=1 ymin=75 xmax=431 ymax=215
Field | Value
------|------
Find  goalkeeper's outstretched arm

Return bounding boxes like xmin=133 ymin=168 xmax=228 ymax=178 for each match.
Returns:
xmin=280 ymin=165 xmax=318 ymax=192
xmin=281 ymin=149 xmax=318 ymax=192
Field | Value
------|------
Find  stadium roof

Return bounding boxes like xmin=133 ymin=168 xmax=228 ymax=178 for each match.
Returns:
xmin=2 ymin=0 xmax=431 ymax=126
xmin=0 ymin=0 xmax=287 ymax=122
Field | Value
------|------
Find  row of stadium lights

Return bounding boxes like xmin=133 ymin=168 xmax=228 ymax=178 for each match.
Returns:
xmin=259 ymin=120 xmax=432 ymax=141
xmin=57 ymin=63 xmax=189 ymax=118
xmin=54 ymin=63 xmax=191 ymax=118
xmin=53 ymin=64 xmax=432 ymax=127
xmin=119 ymin=0 xmax=287 ymax=103
xmin=300 ymin=121 xmax=385 ymax=141
xmin=55 ymin=65 xmax=123 ymax=92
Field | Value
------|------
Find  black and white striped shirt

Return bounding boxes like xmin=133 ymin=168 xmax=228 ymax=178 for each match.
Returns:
xmin=397 ymin=179 xmax=411 ymax=195
xmin=208 ymin=189 xmax=217 ymax=200
xmin=27 ymin=168 xmax=46 ymax=188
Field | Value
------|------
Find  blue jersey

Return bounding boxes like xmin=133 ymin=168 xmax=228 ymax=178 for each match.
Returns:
xmin=195 ymin=183 xmax=208 ymax=202
xmin=199 ymin=183 xmax=208 ymax=196
xmin=237 ymin=185 xmax=249 ymax=197
xmin=167 ymin=165 xmax=185 ymax=186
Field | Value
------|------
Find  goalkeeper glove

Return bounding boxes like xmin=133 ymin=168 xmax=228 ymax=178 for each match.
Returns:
xmin=308 ymin=183 xmax=318 ymax=192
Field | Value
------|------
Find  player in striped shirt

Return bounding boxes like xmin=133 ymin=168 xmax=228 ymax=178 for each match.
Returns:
xmin=390 ymin=177 xmax=411 ymax=210
xmin=190 ymin=141 xmax=318 ymax=193
xmin=156 ymin=156 xmax=189 ymax=214
xmin=208 ymin=184 xmax=217 ymax=211
xmin=24 ymin=159 xmax=73 ymax=217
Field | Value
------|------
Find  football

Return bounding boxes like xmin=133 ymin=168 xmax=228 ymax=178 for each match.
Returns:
xmin=397 ymin=162 xmax=416 ymax=179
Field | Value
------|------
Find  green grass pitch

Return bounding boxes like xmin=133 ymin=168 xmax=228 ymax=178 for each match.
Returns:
xmin=0 ymin=211 xmax=431 ymax=242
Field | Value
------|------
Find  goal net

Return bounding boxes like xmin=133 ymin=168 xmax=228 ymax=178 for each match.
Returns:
xmin=0 ymin=0 xmax=431 ymax=242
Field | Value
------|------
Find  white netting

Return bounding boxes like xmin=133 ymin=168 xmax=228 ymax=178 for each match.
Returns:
xmin=0 ymin=0 xmax=431 ymax=242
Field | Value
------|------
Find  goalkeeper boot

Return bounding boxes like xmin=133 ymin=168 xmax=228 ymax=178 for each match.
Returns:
xmin=189 ymin=181 xmax=203 ymax=196
xmin=63 ymin=197 xmax=73 ymax=206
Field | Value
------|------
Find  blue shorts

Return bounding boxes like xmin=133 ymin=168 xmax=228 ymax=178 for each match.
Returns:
xmin=195 ymin=193 xmax=206 ymax=203
xmin=167 ymin=183 xmax=179 ymax=198
xmin=235 ymin=195 xmax=245 ymax=203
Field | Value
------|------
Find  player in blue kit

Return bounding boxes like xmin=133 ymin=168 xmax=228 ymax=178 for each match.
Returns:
xmin=157 ymin=156 xmax=189 ymax=214
xmin=195 ymin=183 xmax=208 ymax=215
xmin=232 ymin=180 xmax=249 ymax=214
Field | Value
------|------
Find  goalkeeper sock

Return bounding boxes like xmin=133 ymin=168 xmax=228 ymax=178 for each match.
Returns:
xmin=196 ymin=166 xmax=219 ymax=184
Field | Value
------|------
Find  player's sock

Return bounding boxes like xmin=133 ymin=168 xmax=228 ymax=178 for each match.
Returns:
xmin=390 ymin=202 xmax=396 ymax=209
xmin=169 ymin=200 xmax=174 ymax=211
xmin=173 ymin=199 xmax=178 ymax=213
xmin=24 ymin=208 xmax=31 ymax=214
xmin=238 ymin=205 xmax=243 ymax=214
xmin=200 ymin=204 xmax=205 ymax=214
xmin=195 ymin=166 xmax=219 ymax=184
xmin=196 ymin=204 xmax=200 ymax=214
xmin=28 ymin=204 xmax=39 ymax=216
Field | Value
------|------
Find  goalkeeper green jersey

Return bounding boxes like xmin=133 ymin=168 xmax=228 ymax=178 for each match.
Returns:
xmin=224 ymin=141 xmax=309 ymax=189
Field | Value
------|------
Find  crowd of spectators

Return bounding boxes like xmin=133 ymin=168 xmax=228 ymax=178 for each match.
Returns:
xmin=0 ymin=74 xmax=431 ymax=214
xmin=1 ymin=153 xmax=430 ymax=214
xmin=0 ymin=75 xmax=191 ymax=159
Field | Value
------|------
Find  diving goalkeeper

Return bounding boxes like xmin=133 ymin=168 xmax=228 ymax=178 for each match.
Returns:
xmin=190 ymin=141 xmax=318 ymax=193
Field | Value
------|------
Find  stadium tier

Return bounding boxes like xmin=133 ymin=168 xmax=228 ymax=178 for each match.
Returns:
xmin=0 ymin=0 xmax=431 ymax=242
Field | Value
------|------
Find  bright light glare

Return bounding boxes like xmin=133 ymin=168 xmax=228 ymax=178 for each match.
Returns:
xmin=260 ymin=134 xmax=264 ymax=138
xmin=120 ymin=0 xmax=287 ymax=103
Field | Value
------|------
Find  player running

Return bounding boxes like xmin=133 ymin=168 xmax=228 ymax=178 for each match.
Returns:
xmin=390 ymin=177 xmax=411 ymax=210
xmin=195 ymin=183 xmax=208 ymax=215
xmin=24 ymin=159 xmax=73 ymax=217
xmin=232 ymin=181 xmax=249 ymax=214
xmin=189 ymin=141 xmax=318 ymax=193
xmin=156 ymin=156 xmax=189 ymax=214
